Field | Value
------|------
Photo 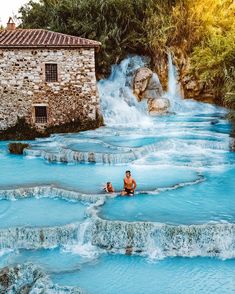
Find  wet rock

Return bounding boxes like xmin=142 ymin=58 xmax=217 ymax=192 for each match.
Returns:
xmin=173 ymin=50 xmax=216 ymax=102
xmin=0 ymin=117 xmax=43 ymax=141
xmin=0 ymin=263 xmax=85 ymax=294
xmin=125 ymin=246 xmax=133 ymax=255
xmin=133 ymin=67 xmax=163 ymax=102
xmin=148 ymin=98 xmax=170 ymax=115
xmin=133 ymin=67 xmax=168 ymax=114
xmin=133 ymin=67 xmax=152 ymax=99
xmin=230 ymin=139 xmax=235 ymax=152
xmin=181 ymin=75 xmax=204 ymax=99
xmin=8 ymin=142 xmax=29 ymax=155
xmin=1 ymin=113 xmax=104 ymax=141
xmin=0 ymin=267 xmax=10 ymax=289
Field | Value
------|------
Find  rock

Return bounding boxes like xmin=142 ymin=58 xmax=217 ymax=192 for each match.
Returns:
xmin=184 ymin=80 xmax=198 ymax=91
xmin=148 ymin=98 xmax=170 ymax=115
xmin=133 ymin=67 xmax=169 ymax=114
xmin=0 ymin=114 xmax=103 ymax=141
xmin=8 ymin=142 xmax=29 ymax=154
xmin=133 ymin=67 xmax=152 ymax=99
xmin=125 ymin=246 xmax=133 ymax=255
xmin=181 ymin=75 xmax=202 ymax=98
xmin=172 ymin=49 xmax=216 ymax=101
xmin=0 ymin=263 xmax=85 ymax=294
xmin=133 ymin=67 xmax=163 ymax=101
xmin=143 ymin=73 xmax=163 ymax=100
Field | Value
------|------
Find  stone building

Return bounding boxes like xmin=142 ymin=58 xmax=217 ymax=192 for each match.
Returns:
xmin=0 ymin=18 xmax=102 ymax=135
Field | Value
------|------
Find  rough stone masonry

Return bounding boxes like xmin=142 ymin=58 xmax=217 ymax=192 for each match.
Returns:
xmin=0 ymin=19 xmax=102 ymax=136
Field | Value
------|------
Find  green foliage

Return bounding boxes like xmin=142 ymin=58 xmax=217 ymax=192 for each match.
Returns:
xmin=147 ymin=0 xmax=235 ymax=111
xmin=191 ymin=30 xmax=235 ymax=94
xmin=189 ymin=1 xmax=235 ymax=111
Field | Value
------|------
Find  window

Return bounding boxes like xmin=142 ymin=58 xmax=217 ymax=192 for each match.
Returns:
xmin=45 ymin=63 xmax=58 ymax=82
xmin=35 ymin=106 xmax=47 ymax=124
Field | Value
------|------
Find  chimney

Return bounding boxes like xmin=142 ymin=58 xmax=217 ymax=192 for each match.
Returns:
xmin=7 ymin=17 xmax=16 ymax=30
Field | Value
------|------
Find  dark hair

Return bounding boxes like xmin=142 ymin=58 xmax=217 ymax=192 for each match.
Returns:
xmin=107 ymin=182 xmax=111 ymax=185
xmin=125 ymin=170 xmax=131 ymax=174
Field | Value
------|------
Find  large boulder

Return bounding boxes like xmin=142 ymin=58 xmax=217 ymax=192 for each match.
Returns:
xmin=133 ymin=67 xmax=169 ymax=114
xmin=148 ymin=98 xmax=170 ymax=115
xmin=133 ymin=67 xmax=163 ymax=101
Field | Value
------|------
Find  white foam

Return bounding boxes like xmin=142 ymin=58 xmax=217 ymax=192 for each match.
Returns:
xmin=98 ymin=56 xmax=153 ymax=127
xmin=63 ymin=220 xmax=101 ymax=259
xmin=0 ymin=248 xmax=14 ymax=257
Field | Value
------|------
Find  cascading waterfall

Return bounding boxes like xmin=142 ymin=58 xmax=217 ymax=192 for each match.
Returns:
xmin=23 ymin=54 xmax=225 ymax=164
xmin=91 ymin=219 xmax=235 ymax=259
xmin=98 ymin=56 xmax=152 ymax=126
xmin=167 ymin=52 xmax=181 ymax=100
xmin=64 ymin=219 xmax=100 ymax=259
xmin=166 ymin=52 xmax=223 ymax=114
xmin=99 ymin=53 xmax=218 ymax=122
xmin=166 ymin=52 xmax=187 ymax=114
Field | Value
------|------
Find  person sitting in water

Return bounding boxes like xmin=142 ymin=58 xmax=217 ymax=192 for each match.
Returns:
xmin=121 ymin=170 xmax=137 ymax=196
xmin=104 ymin=182 xmax=115 ymax=193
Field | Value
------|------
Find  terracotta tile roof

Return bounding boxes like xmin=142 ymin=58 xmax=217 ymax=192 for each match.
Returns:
xmin=0 ymin=29 xmax=101 ymax=49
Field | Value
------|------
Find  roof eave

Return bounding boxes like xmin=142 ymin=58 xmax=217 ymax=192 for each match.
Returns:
xmin=0 ymin=44 xmax=101 ymax=49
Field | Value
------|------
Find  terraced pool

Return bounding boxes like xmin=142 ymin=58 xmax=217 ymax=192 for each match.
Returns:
xmin=0 ymin=56 xmax=235 ymax=293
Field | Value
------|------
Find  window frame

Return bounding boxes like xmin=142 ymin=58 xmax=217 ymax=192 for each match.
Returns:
xmin=34 ymin=105 xmax=48 ymax=124
xmin=45 ymin=63 xmax=58 ymax=83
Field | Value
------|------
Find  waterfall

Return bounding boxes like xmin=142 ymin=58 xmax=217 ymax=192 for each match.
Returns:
xmin=63 ymin=219 xmax=100 ymax=259
xmin=98 ymin=53 xmax=218 ymax=126
xmin=0 ymin=193 xmax=235 ymax=260
xmin=0 ymin=222 xmax=81 ymax=250
xmin=167 ymin=53 xmax=180 ymax=99
xmin=90 ymin=218 xmax=235 ymax=260
xmin=0 ymin=185 xmax=105 ymax=203
xmin=166 ymin=52 xmax=184 ymax=115
xmin=166 ymin=52 xmax=221 ymax=114
xmin=24 ymin=147 xmax=138 ymax=164
xmin=98 ymin=56 xmax=152 ymax=127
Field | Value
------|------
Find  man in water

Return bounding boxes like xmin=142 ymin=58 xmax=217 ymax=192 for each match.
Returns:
xmin=121 ymin=170 xmax=137 ymax=196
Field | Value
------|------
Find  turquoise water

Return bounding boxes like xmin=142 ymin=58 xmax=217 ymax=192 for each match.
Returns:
xmin=53 ymin=254 xmax=235 ymax=294
xmin=0 ymin=146 xmax=198 ymax=192
xmin=1 ymin=249 xmax=235 ymax=294
xmin=1 ymin=109 xmax=235 ymax=293
xmin=1 ymin=56 xmax=235 ymax=293
xmin=0 ymin=248 xmax=86 ymax=273
xmin=100 ymin=169 xmax=235 ymax=224
xmin=0 ymin=197 xmax=86 ymax=228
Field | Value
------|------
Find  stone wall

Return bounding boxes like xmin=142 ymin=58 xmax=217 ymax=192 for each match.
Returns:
xmin=0 ymin=47 xmax=100 ymax=131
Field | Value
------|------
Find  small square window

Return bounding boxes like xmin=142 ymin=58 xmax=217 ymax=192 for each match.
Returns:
xmin=35 ymin=106 xmax=47 ymax=124
xmin=45 ymin=63 xmax=58 ymax=82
